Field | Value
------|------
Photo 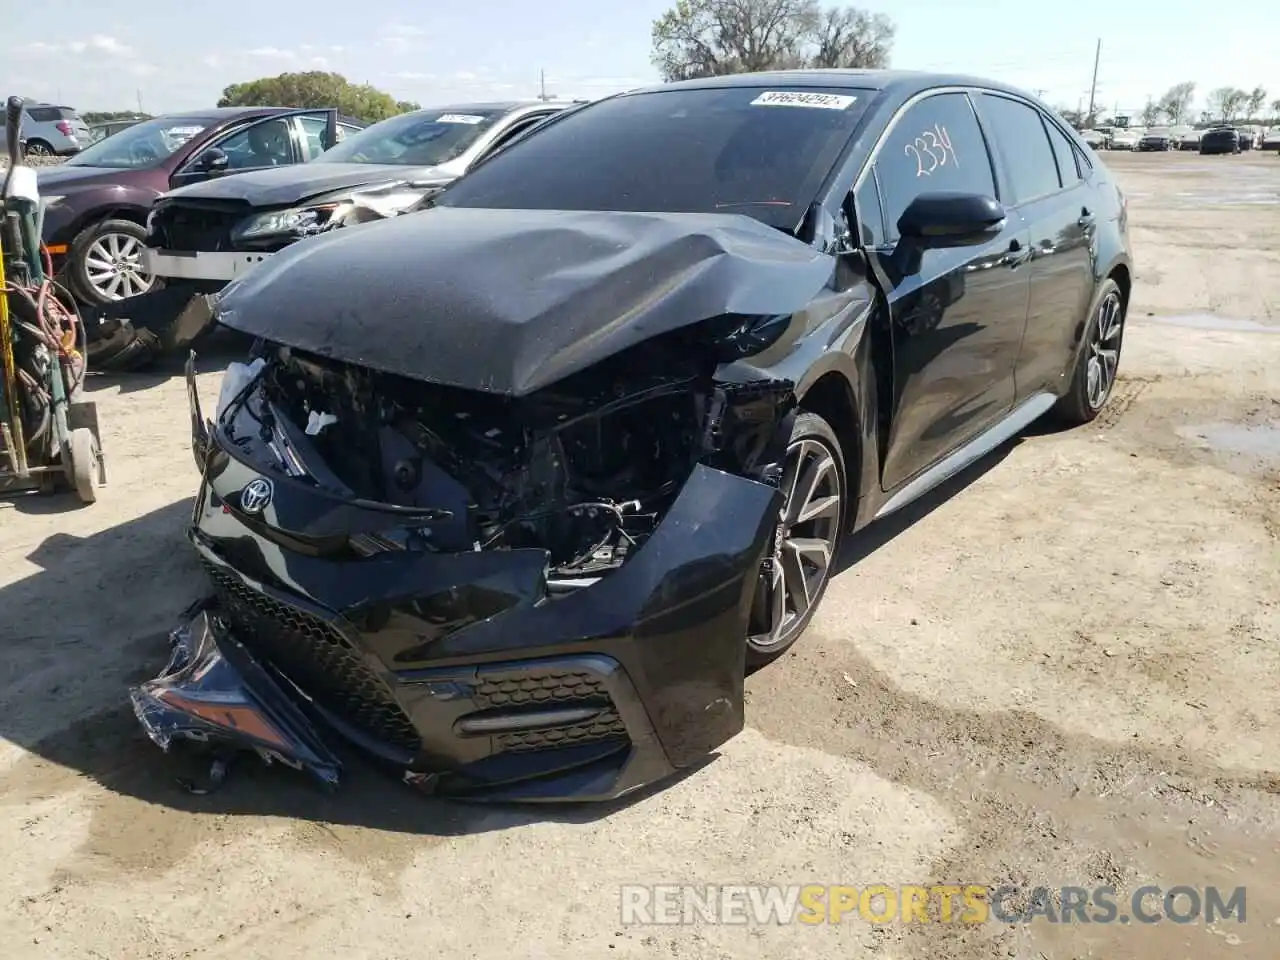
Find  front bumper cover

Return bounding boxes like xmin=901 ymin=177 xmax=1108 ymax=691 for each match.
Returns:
xmin=129 ymin=357 xmax=785 ymax=803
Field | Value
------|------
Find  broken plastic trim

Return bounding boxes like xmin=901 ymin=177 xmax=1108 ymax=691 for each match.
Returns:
xmin=129 ymin=600 xmax=341 ymax=788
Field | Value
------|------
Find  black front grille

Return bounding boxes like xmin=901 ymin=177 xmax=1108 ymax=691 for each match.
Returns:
xmin=474 ymin=669 xmax=628 ymax=754
xmin=152 ymin=202 xmax=247 ymax=252
xmin=203 ymin=561 xmax=422 ymax=754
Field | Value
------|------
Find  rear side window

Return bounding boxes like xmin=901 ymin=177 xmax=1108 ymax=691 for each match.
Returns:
xmin=871 ymin=92 xmax=996 ymax=241
xmin=977 ymin=95 xmax=1060 ymax=203
xmin=26 ymin=107 xmax=60 ymax=122
xmin=1044 ymin=119 xmax=1081 ymax=187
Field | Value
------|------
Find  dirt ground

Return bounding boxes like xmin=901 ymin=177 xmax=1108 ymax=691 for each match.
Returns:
xmin=1 ymin=151 xmax=1277 ymax=959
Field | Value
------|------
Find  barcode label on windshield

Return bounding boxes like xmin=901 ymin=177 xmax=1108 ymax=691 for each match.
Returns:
xmin=750 ymin=91 xmax=857 ymax=110
xmin=437 ymin=114 xmax=485 ymax=124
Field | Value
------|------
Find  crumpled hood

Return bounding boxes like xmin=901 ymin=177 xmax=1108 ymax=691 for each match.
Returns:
xmin=215 ymin=206 xmax=836 ymax=395
xmin=162 ymin=161 xmax=451 ymax=208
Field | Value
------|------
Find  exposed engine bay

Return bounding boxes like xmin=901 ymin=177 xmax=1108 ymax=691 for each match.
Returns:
xmin=219 ymin=328 xmax=795 ymax=586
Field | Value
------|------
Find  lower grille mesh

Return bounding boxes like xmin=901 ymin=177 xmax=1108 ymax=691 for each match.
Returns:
xmin=474 ymin=669 xmax=628 ymax=754
xmin=203 ymin=561 xmax=422 ymax=754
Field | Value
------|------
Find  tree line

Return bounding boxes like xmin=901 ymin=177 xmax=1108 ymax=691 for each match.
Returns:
xmin=1136 ymin=83 xmax=1275 ymax=127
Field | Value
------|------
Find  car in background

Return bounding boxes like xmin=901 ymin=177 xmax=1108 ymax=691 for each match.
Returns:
xmin=1200 ymin=126 xmax=1241 ymax=155
xmin=1236 ymin=126 xmax=1258 ymax=150
xmin=1261 ymin=128 xmax=1280 ymax=152
xmin=1176 ymin=129 xmax=1202 ymax=150
xmin=142 ymin=101 xmax=576 ymax=291
xmin=1137 ymin=128 xmax=1173 ymax=151
xmin=1079 ymin=128 xmax=1110 ymax=149
xmin=88 ymin=117 xmax=147 ymax=142
xmin=1109 ymin=129 xmax=1140 ymax=150
xmin=0 ymin=102 xmax=92 ymax=156
xmin=33 ymin=107 xmax=365 ymax=305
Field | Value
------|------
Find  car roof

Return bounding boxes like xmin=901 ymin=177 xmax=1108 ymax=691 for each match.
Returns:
xmin=629 ymin=69 xmax=1037 ymax=100
xmin=409 ymin=100 xmax=576 ymax=114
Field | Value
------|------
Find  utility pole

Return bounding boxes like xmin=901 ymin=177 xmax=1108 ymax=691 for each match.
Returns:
xmin=1085 ymin=38 xmax=1101 ymax=124
xmin=136 ymin=89 xmax=144 ymax=114
xmin=537 ymin=69 xmax=554 ymax=102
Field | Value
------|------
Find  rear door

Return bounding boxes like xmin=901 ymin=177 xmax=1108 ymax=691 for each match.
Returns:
xmin=296 ymin=115 xmax=365 ymax=160
xmin=864 ymin=90 xmax=1032 ymax=491
xmin=973 ymin=94 xmax=1098 ymax=402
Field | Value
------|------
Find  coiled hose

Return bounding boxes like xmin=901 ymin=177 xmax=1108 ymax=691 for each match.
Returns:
xmin=2 ymin=243 xmax=88 ymax=448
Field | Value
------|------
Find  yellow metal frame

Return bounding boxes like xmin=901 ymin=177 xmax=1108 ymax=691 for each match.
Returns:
xmin=0 ymin=241 xmax=30 ymax=474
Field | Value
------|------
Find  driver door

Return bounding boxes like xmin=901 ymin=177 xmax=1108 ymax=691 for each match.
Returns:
xmin=168 ymin=114 xmax=307 ymax=191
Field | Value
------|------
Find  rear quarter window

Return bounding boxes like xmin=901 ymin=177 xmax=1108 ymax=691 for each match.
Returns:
xmin=26 ymin=107 xmax=60 ymax=122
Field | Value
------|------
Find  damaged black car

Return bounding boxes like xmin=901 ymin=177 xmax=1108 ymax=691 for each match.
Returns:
xmin=132 ymin=71 xmax=1133 ymax=802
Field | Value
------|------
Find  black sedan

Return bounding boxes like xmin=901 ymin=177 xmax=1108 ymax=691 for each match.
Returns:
xmin=132 ymin=70 xmax=1134 ymax=803
xmin=1200 ymin=127 xmax=1241 ymax=154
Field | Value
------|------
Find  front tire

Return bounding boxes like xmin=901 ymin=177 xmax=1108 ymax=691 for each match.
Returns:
xmin=66 ymin=219 xmax=156 ymax=305
xmin=1052 ymin=278 xmax=1126 ymax=426
xmin=746 ymin=411 xmax=847 ymax=668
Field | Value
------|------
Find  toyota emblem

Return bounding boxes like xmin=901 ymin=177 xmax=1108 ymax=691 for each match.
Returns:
xmin=239 ymin=478 xmax=274 ymax=514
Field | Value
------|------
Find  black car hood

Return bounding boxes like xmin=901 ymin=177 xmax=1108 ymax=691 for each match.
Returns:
xmin=163 ymin=162 xmax=452 ymax=208
xmin=215 ymin=206 xmax=836 ymax=396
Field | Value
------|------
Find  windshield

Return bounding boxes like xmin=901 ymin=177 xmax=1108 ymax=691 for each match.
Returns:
xmin=436 ymin=86 xmax=871 ymax=230
xmin=313 ymin=109 xmax=505 ymax=166
xmin=66 ymin=116 xmax=213 ymax=168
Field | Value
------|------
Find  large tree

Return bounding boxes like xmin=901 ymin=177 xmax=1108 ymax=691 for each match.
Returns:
xmin=1206 ymin=86 xmax=1246 ymax=122
xmin=1245 ymin=86 xmax=1267 ymax=121
xmin=217 ymin=71 xmax=419 ymax=123
xmin=1157 ymin=81 xmax=1195 ymax=124
xmin=651 ymin=0 xmax=895 ymax=82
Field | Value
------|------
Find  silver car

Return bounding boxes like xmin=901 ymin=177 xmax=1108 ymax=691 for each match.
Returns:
xmin=0 ymin=102 xmax=92 ymax=156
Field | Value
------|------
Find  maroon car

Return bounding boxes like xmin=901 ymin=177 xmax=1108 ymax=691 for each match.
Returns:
xmin=36 ymin=107 xmax=364 ymax=305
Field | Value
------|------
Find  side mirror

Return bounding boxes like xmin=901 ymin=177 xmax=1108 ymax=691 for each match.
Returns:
xmin=195 ymin=147 xmax=229 ymax=174
xmin=897 ymin=192 xmax=1006 ymax=248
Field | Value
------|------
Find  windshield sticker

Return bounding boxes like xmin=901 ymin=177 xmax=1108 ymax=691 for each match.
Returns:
xmin=436 ymin=114 xmax=486 ymax=125
xmin=750 ymin=91 xmax=857 ymax=110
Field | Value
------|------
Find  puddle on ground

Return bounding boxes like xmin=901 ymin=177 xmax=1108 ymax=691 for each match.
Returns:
xmin=1178 ymin=423 xmax=1280 ymax=462
xmin=1143 ymin=313 xmax=1279 ymax=333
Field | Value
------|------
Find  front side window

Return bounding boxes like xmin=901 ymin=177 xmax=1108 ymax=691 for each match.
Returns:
xmin=65 ymin=116 xmax=214 ymax=168
xmin=977 ymin=95 xmax=1060 ymax=204
xmin=436 ymin=86 xmax=873 ymax=231
xmin=313 ymin=109 xmax=506 ymax=166
xmin=210 ymin=118 xmax=295 ymax=170
xmin=872 ymin=93 xmax=997 ymax=241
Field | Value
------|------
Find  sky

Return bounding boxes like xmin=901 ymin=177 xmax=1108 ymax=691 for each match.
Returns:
xmin=2 ymin=0 xmax=1277 ymax=120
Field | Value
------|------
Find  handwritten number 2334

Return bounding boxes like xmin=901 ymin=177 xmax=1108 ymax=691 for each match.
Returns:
xmin=904 ymin=125 xmax=957 ymax=177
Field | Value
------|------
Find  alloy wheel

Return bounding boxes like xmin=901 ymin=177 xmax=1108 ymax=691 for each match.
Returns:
xmin=748 ymin=435 xmax=843 ymax=652
xmin=84 ymin=232 xmax=154 ymax=301
xmin=1086 ymin=291 xmax=1124 ymax=410
xmin=24 ymin=141 xmax=52 ymax=157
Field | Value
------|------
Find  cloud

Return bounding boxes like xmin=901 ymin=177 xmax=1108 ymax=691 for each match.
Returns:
xmin=453 ymin=71 xmax=479 ymax=82
xmin=247 ymin=46 xmax=294 ymax=58
xmin=377 ymin=23 xmax=428 ymax=54
xmin=390 ymin=71 xmax=435 ymax=81
xmin=20 ymin=35 xmax=135 ymax=58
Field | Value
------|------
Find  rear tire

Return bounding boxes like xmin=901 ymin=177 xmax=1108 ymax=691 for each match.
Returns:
xmin=746 ymin=411 xmax=847 ymax=669
xmin=23 ymin=138 xmax=54 ymax=157
xmin=1052 ymin=278 xmax=1125 ymax=426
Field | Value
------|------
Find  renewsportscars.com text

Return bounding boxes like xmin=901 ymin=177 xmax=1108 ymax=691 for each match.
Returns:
xmin=619 ymin=884 xmax=1247 ymax=926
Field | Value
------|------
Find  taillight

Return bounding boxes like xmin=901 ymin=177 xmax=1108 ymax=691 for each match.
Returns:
xmin=56 ymin=121 xmax=72 ymax=135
